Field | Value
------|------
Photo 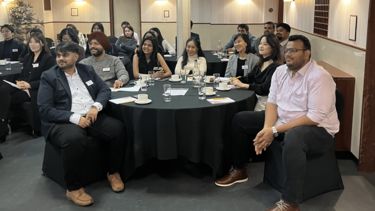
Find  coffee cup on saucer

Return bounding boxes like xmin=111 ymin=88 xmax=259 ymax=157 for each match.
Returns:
xmin=205 ymin=87 xmax=214 ymax=95
xmin=0 ymin=60 xmax=6 ymax=65
xmin=171 ymin=74 xmax=180 ymax=81
xmin=219 ymin=82 xmax=228 ymax=90
xmin=138 ymin=94 xmax=149 ymax=101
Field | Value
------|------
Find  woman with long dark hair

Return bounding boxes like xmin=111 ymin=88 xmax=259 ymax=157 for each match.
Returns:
xmin=58 ymin=28 xmax=85 ymax=60
xmin=174 ymin=38 xmax=206 ymax=75
xmin=133 ymin=36 xmax=171 ymax=79
xmin=115 ymin=25 xmax=137 ymax=65
xmin=230 ymin=34 xmax=280 ymax=111
xmin=0 ymin=32 xmax=55 ymax=140
xmin=150 ymin=27 xmax=175 ymax=55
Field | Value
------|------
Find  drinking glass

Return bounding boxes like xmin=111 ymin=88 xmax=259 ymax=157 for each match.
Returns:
xmin=148 ymin=70 xmax=155 ymax=86
xmin=198 ymin=82 xmax=206 ymax=100
xmin=213 ymin=73 xmax=220 ymax=88
xmin=180 ymin=69 xmax=187 ymax=84
xmin=163 ymin=84 xmax=172 ymax=102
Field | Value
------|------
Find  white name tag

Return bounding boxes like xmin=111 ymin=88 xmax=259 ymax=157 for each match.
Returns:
xmin=85 ymin=80 xmax=94 ymax=86
xmin=12 ymin=49 xmax=18 ymax=52
xmin=103 ymin=67 xmax=110 ymax=72
xmin=32 ymin=63 xmax=39 ymax=68
xmin=242 ymin=65 xmax=248 ymax=70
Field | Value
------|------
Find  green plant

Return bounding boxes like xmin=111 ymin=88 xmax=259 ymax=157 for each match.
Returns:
xmin=8 ymin=0 xmax=40 ymax=42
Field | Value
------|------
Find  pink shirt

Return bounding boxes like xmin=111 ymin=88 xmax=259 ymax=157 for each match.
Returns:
xmin=268 ymin=60 xmax=340 ymax=136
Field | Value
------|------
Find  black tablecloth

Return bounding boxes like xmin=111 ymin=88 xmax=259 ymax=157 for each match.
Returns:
xmin=0 ymin=62 xmax=22 ymax=77
xmin=108 ymin=80 xmax=255 ymax=179
xmin=165 ymin=51 xmax=228 ymax=76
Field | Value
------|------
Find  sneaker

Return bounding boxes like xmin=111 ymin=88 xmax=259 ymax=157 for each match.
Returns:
xmin=215 ymin=168 xmax=248 ymax=187
xmin=267 ymin=200 xmax=300 ymax=211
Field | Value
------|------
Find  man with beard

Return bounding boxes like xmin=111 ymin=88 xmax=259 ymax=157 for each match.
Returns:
xmin=38 ymin=42 xmax=126 ymax=206
xmin=80 ymin=32 xmax=129 ymax=88
xmin=215 ymin=35 xmax=339 ymax=211
xmin=276 ymin=23 xmax=291 ymax=63
xmin=253 ymin=21 xmax=276 ymax=54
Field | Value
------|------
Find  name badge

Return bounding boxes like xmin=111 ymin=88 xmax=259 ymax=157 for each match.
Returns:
xmin=32 ymin=63 xmax=39 ymax=68
xmin=103 ymin=67 xmax=110 ymax=72
xmin=153 ymin=67 xmax=159 ymax=71
xmin=242 ymin=65 xmax=248 ymax=70
xmin=12 ymin=49 xmax=18 ymax=52
xmin=85 ymin=80 xmax=94 ymax=86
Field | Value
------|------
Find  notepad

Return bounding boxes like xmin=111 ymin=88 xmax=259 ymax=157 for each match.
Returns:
xmin=207 ymin=97 xmax=235 ymax=104
xmin=169 ymin=88 xmax=189 ymax=96
xmin=111 ymin=85 xmax=141 ymax=92
xmin=109 ymin=97 xmax=136 ymax=104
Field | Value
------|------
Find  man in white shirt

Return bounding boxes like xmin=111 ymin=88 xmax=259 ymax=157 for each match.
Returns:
xmin=38 ymin=42 xmax=126 ymax=206
xmin=215 ymin=35 xmax=339 ymax=211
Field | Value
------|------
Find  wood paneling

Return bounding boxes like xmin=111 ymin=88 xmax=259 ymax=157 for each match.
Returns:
xmin=317 ymin=61 xmax=355 ymax=151
xmin=359 ymin=0 xmax=375 ymax=172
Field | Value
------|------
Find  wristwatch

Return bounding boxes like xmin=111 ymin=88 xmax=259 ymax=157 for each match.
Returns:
xmin=271 ymin=126 xmax=278 ymax=137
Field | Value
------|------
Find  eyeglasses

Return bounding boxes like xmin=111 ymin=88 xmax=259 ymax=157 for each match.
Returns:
xmin=284 ymin=48 xmax=306 ymax=54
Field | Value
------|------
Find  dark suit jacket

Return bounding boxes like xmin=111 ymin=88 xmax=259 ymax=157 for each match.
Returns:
xmin=37 ymin=63 xmax=111 ymax=137
xmin=0 ymin=39 xmax=26 ymax=61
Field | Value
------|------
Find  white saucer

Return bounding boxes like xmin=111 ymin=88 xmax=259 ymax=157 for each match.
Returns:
xmin=169 ymin=78 xmax=182 ymax=82
xmin=134 ymin=99 xmax=152 ymax=104
xmin=216 ymin=87 xmax=231 ymax=91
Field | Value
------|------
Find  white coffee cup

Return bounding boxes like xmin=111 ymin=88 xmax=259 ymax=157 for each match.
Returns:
xmin=219 ymin=82 xmax=228 ymax=89
xmin=205 ymin=87 xmax=214 ymax=95
xmin=0 ymin=60 xmax=6 ymax=65
xmin=171 ymin=74 xmax=180 ymax=81
xmin=138 ymin=94 xmax=149 ymax=101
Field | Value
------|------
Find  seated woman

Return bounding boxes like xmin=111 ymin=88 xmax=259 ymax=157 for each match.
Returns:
xmin=115 ymin=25 xmax=137 ymax=65
xmin=230 ymin=34 xmax=280 ymax=111
xmin=0 ymin=32 xmax=55 ymax=141
xmin=58 ymin=28 xmax=85 ymax=60
xmin=142 ymin=30 xmax=164 ymax=54
xmin=132 ymin=36 xmax=172 ymax=79
xmin=150 ymin=27 xmax=176 ymax=55
xmin=91 ymin=22 xmax=104 ymax=33
xmin=224 ymin=33 xmax=259 ymax=78
xmin=66 ymin=24 xmax=87 ymax=51
xmin=174 ymin=38 xmax=207 ymax=76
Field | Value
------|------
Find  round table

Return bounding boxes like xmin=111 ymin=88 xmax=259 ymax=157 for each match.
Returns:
xmin=109 ymin=79 xmax=255 ymax=179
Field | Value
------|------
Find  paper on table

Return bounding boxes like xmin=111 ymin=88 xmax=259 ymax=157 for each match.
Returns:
xmin=221 ymin=58 xmax=229 ymax=62
xmin=109 ymin=96 xmax=136 ymax=104
xmin=3 ymin=80 xmax=31 ymax=97
xmin=169 ymin=88 xmax=189 ymax=96
xmin=207 ymin=97 xmax=235 ymax=104
xmin=111 ymin=85 xmax=141 ymax=92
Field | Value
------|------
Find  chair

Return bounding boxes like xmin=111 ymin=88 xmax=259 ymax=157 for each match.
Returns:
xmin=42 ymin=137 xmax=108 ymax=188
xmin=45 ymin=37 xmax=54 ymax=48
xmin=263 ymin=90 xmax=344 ymax=202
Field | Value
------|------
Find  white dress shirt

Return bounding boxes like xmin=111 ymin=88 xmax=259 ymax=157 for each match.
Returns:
xmin=268 ymin=60 xmax=340 ymax=136
xmin=65 ymin=68 xmax=103 ymax=125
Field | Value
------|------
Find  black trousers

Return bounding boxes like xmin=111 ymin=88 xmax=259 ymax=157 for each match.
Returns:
xmin=0 ymin=82 xmax=30 ymax=137
xmin=231 ymin=111 xmax=334 ymax=203
xmin=48 ymin=113 xmax=126 ymax=191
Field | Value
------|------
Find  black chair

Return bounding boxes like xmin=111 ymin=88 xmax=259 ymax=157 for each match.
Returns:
xmin=263 ymin=90 xmax=344 ymax=202
xmin=42 ymin=137 xmax=108 ymax=188
xmin=45 ymin=37 xmax=54 ymax=48
xmin=0 ymin=152 xmax=3 ymax=160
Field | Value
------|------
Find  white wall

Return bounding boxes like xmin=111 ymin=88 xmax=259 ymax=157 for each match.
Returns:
xmin=284 ymin=0 xmax=370 ymax=158
xmin=284 ymin=0 xmax=368 ymax=49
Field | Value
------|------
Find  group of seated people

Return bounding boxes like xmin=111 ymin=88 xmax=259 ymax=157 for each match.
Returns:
xmin=0 ymin=20 xmax=340 ymax=211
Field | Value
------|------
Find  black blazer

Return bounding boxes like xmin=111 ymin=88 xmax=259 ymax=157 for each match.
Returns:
xmin=0 ymin=39 xmax=26 ymax=61
xmin=37 ymin=63 xmax=111 ymax=137
xmin=17 ymin=50 xmax=56 ymax=92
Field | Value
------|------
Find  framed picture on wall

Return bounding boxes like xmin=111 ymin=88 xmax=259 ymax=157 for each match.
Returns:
xmin=71 ymin=8 xmax=78 ymax=16
xmin=349 ymin=15 xmax=357 ymax=41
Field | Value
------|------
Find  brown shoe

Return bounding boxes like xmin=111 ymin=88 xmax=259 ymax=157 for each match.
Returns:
xmin=66 ymin=188 xmax=94 ymax=206
xmin=267 ymin=200 xmax=300 ymax=211
xmin=215 ymin=168 xmax=248 ymax=187
xmin=107 ymin=172 xmax=125 ymax=192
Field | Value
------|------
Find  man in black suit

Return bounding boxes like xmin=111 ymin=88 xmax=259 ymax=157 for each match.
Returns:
xmin=0 ymin=24 xmax=25 ymax=61
xmin=38 ymin=42 xmax=126 ymax=206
